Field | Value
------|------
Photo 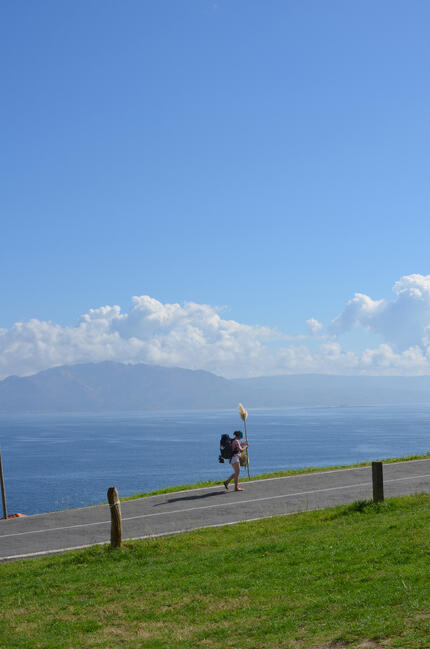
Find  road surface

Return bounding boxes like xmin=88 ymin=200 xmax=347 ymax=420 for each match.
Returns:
xmin=1 ymin=459 xmax=429 ymax=562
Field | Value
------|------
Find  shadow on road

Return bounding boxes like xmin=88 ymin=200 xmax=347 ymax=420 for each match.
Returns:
xmin=154 ymin=490 xmax=226 ymax=506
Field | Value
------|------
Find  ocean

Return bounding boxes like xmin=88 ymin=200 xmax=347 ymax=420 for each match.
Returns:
xmin=1 ymin=404 xmax=429 ymax=516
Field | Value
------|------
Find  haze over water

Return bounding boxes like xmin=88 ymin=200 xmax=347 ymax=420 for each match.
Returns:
xmin=1 ymin=404 xmax=429 ymax=516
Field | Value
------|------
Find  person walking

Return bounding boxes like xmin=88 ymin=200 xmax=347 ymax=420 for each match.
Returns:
xmin=223 ymin=430 xmax=249 ymax=491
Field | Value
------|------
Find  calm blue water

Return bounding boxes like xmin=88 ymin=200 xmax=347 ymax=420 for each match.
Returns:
xmin=0 ymin=404 xmax=429 ymax=515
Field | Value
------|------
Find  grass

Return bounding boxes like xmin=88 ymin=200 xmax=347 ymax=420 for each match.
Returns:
xmin=1 ymin=493 xmax=429 ymax=649
xmin=119 ymin=451 xmax=430 ymax=501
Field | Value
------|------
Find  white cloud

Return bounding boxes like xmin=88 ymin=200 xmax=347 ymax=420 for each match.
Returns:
xmin=328 ymin=293 xmax=385 ymax=336
xmin=0 ymin=297 xmax=279 ymax=380
xmin=328 ymin=274 xmax=430 ymax=351
xmin=306 ymin=317 xmax=323 ymax=336
xmin=2 ymin=276 xmax=430 ymax=380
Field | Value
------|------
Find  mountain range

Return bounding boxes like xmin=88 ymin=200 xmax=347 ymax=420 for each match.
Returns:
xmin=1 ymin=361 xmax=430 ymax=412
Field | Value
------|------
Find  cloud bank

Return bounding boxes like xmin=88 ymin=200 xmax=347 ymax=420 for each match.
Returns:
xmin=2 ymin=274 xmax=430 ymax=379
xmin=328 ymin=274 xmax=430 ymax=351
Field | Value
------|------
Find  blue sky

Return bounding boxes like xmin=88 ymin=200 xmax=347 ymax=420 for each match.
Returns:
xmin=1 ymin=1 xmax=430 ymax=378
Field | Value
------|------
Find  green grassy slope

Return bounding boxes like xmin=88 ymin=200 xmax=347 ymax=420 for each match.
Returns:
xmin=1 ymin=494 xmax=429 ymax=649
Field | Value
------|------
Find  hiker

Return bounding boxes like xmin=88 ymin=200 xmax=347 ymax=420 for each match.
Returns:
xmin=223 ymin=430 xmax=248 ymax=492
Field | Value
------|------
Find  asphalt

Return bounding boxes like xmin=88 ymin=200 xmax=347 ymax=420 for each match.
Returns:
xmin=1 ymin=458 xmax=429 ymax=562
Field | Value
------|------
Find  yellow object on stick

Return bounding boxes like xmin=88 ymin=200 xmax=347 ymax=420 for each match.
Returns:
xmin=238 ymin=403 xmax=250 ymax=478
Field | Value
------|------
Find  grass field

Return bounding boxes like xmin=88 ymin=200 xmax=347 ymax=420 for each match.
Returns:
xmin=1 ymin=493 xmax=429 ymax=649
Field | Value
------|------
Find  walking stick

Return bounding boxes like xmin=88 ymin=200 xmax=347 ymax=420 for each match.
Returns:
xmin=0 ymin=447 xmax=7 ymax=520
xmin=238 ymin=403 xmax=251 ymax=478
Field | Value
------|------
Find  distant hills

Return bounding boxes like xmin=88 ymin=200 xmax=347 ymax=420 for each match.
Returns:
xmin=1 ymin=361 xmax=430 ymax=412
xmin=0 ymin=362 xmax=233 ymax=412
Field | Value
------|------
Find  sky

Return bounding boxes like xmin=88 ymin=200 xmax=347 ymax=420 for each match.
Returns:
xmin=1 ymin=1 xmax=430 ymax=379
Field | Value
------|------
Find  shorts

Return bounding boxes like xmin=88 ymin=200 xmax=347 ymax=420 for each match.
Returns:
xmin=230 ymin=455 xmax=240 ymax=465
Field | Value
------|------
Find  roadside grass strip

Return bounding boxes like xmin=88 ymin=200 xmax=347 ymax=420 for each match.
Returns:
xmin=0 ymin=493 xmax=429 ymax=649
xmin=118 ymin=452 xmax=430 ymax=502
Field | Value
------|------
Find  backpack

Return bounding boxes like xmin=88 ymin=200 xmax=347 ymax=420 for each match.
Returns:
xmin=218 ymin=434 xmax=234 ymax=463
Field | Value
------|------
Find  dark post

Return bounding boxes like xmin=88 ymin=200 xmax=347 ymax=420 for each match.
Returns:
xmin=0 ymin=448 xmax=7 ymax=520
xmin=372 ymin=461 xmax=384 ymax=503
xmin=107 ymin=487 xmax=122 ymax=548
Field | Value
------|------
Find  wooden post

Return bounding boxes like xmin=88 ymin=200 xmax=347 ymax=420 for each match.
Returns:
xmin=107 ymin=487 xmax=122 ymax=548
xmin=372 ymin=461 xmax=384 ymax=503
xmin=0 ymin=448 xmax=7 ymax=520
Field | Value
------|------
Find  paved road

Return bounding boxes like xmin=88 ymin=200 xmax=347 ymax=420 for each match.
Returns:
xmin=1 ymin=459 xmax=429 ymax=562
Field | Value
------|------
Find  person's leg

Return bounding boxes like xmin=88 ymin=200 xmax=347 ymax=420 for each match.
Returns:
xmin=224 ymin=474 xmax=233 ymax=489
xmin=224 ymin=466 xmax=235 ymax=489
xmin=233 ymin=462 xmax=243 ymax=491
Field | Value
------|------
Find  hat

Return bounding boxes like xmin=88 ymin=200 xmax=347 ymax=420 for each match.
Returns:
xmin=234 ymin=430 xmax=243 ymax=438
